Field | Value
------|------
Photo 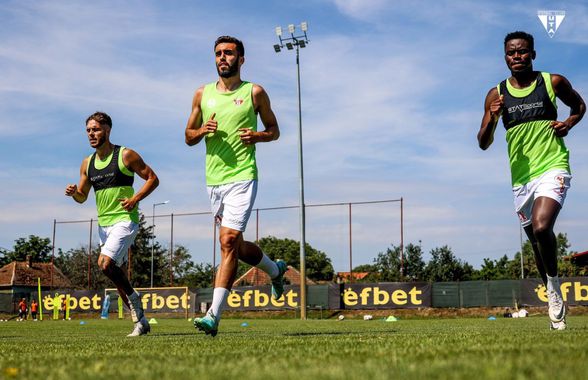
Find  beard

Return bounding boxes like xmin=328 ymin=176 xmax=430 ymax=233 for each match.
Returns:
xmin=90 ymin=135 xmax=107 ymax=148
xmin=217 ymin=59 xmax=239 ymax=78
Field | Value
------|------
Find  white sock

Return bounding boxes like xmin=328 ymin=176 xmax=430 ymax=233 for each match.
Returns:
xmin=547 ymin=274 xmax=562 ymax=296
xmin=208 ymin=287 xmax=230 ymax=321
xmin=256 ymin=254 xmax=280 ymax=279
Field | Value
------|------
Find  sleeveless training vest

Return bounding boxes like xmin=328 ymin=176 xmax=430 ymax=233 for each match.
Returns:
xmin=87 ymin=145 xmax=139 ymax=226
xmin=499 ymin=72 xmax=557 ymax=130
xmin=201 ymin=81 xmax=258 ymax=186
xmin=497 ymin=72 xmax=569 ymax=186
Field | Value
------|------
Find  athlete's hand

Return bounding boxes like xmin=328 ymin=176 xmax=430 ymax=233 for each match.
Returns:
xmin=239 ymin=128 xmax=258 ymax=145
xmin=489 ymin=95 xmax=504 ymax=120
xmin=551 ymin=120 xmax=571 ymax=137
xmin=201 ymin=113 xmax=217 ymax=135
xmin=65 ymin=184 xmax=78 ymax=197
xmin=118 ymin=197 xmax=138 ymax=212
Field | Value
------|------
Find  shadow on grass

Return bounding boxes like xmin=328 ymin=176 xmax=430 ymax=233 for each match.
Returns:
xmin=283 ymin=330 xmax=398 ymax=337
xmin=152 ymin=331 xmax=242 ymax=337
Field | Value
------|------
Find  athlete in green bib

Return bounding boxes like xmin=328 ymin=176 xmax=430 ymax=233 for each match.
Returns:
xmin=65 ymin=112 xmax=160 ymax=336
xmin=185 ymin=36 xmax=287 ymax=337
xmin=478 ymin=31 xmax=585 ymax=330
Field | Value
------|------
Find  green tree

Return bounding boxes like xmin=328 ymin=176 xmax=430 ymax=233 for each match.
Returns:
xmin=372 ymin=245 xmax=401 ymax=281
xmin=166 ymin=245 xmax=195 ymax=285
xmin=55 ymin=246 xmax=110 ymax=290
xmin=128 ymin=214 xmax=170 ymax=288
xmin=154 ymin=244 xmax=205 ymax=287
xmin=508 ymin=232 xmax=572 ymax=279
xmin=403 ymin=243 xmax=426 ymax=281
xmin=180 ymin=263 xmax=215 ymax=288
xmin=555 ymin=233 xmax=581 ymax=277
xmin=475 ymin=255 xmax=512 ymax=280
xmin=556 ymin=232 xmax=571 ymax=258
xmin=257 ymin=236 xmax=334 ymax=281
xmin=0 ymin=235 xmax=53 ymax=266
xmin=424 ymin=246 xmax=473 ymax=282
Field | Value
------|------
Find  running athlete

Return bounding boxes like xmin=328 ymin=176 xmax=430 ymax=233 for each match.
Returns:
xmin=185 ymin=36 xmax=287 ymax=336
xmin=478 ymin=31 xmax=585 ymax=330
xmin=65 ymin=112 xmax=159 ymax=336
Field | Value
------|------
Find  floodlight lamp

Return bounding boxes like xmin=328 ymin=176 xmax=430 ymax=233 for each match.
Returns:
xmin=273 ymin=44 xmax=281 ymax=53
xmin=275 ymin=26 xmax=282 ymax=37
xmin=299 ymin=40 xmax=306 ymax=48
xmin=286 ymin=42 xmax=293 ymax=50
xmin=301 ymin=22 xmax=308 ymax=32
xmin=288 ymin=24 xmax=295 ymax=34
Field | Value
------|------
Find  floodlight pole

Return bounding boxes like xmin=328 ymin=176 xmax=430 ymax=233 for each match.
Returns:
xmin=274 ymin=22 xmax=310 ymax=320
xmin=151 ymin=200 xmax=169 ymax=288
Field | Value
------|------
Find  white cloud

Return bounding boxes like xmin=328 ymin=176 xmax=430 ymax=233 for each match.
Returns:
xmin=2 ymin=0 xmax=588 ymax=270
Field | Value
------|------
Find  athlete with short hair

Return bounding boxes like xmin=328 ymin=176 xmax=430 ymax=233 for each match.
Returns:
xmin=478 ymin=31 xmax=585 ymax=330
xmin=65 ymin=111 xmax=159 ymax=336
xmin=185 ymin=36 xmax=287 ymax=336
xmin=30 ymin=299 xmax=38 ymax=320
xmin=18 ymin=298 xmax=27 ymax=321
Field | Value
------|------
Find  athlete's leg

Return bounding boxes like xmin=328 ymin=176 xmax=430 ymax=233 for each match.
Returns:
xmin=239 ymin=240 xmax=283 ymax=279
xmin=238 ymin=239 xmax=262 ymax=265
xmin=117 ymin=263 xmax=131 ymax=309
xmin=98 ymin=254 xmax=137 ymax=313
xmin=197 ymin=225 xmax=240 ymax=332
xmin=98 ymin=222 xmax=147 ymax=333
xmin=523 ymin=225 xmax=547 ymax=284
xmin=531 ymin=196 xmax=566 ymax=324
xmin=216 ymin=226 xmax=242 ymax=288
xmin=530 ymin=196 xmax=561 ymax=277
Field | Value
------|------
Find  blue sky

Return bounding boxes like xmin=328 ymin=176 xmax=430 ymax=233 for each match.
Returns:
xmin=1 ymin=0 xmax=587 ymax=272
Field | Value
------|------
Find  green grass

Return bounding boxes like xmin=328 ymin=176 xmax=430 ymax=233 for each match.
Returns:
xmin=1 ymin=316 xmax=588 ymax=380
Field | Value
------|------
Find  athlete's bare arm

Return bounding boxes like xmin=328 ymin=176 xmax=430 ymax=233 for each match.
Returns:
xmin=119 ymin=148 xmax=159 ymax=212
xmin=478 ymin=87 xmax=504 ymax=150
xmin=185 ymin=86 xmax=218 ymax=146
xmin=239 ymin=84 xmax=280 ymax=145
xmin=65 ymin=157 xmax=92 ymax=203
xmin=550 ymin=74 xmax=586 ymax=137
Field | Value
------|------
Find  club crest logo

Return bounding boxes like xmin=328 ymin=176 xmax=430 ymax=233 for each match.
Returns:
xmin=537 ymin=10 xmax=565 ymax=38
xmin=233 ymin=98 xmax=244 ymax=106
xmin=207 ymin=99 xmax=216 ymax=108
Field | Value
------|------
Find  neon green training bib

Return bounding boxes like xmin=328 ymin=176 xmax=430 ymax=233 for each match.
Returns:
xmin=201 ymin=81 xmax=258 ymax=186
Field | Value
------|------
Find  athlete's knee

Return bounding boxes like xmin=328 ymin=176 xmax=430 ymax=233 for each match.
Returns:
xmin=98 ymin=255 xmax=115 ymax=273
xmin=532 ymin=221 xmax=553 ymax=240
xmin=220 ymin=230 xmax=241 ymax=250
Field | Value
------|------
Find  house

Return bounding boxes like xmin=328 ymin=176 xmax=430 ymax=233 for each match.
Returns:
xmin=0 ymin=255 xmax=71 ymax=313
xmin=335 ymin=271 xmax=370 ymax=283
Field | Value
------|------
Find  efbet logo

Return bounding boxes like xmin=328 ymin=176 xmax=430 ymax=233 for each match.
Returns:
xmin=534 ymin=281 xmax=588 ymax=302
xmin=342 ymin=286 xmax=423 ymax=306
xmin=537 ymin=10 xmax=565 ymax=38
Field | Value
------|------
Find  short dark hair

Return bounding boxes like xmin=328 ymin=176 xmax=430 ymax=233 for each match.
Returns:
xmin=214 ymin=36 xmax=245 ymax=56
xmin=86 ymin=111 xmax=112 ymax=128
xmin=504 ymin=31 xmax=534 ymax=51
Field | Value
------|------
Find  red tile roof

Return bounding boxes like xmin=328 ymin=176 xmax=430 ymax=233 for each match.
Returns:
xmin=233 ymin=265 xmax=316 ymax=287
xmin=336 ymin=272 xmax=370 ymax=280
xmin=0 ymin=261 xmax=71 ymax=288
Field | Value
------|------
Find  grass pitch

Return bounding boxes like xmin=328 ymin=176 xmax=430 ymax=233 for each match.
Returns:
xmin=1 ymin=315 xmax=588 ymax=380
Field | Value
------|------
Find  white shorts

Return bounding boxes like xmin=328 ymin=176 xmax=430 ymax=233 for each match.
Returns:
xmin=98 ymin=220 xmax=139 ymax=267
xmin=207 ymin=180 xmax=257 ymax=232
xmin=513 ymin=169 xmax=571 ymax=227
